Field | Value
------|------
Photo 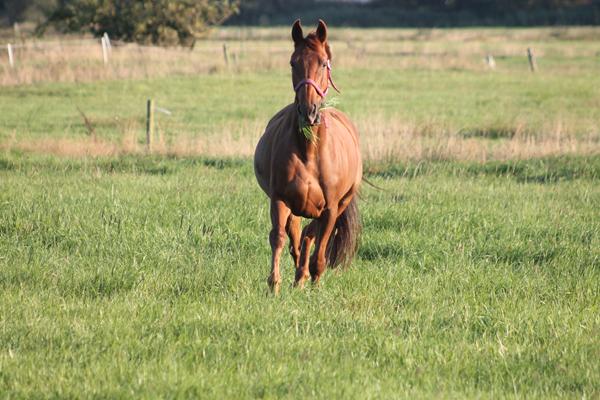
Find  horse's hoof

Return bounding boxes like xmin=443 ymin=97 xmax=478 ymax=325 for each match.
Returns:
xmin=293 ymin=272 xmax=310 ymax=289
xmin=267 ymin=277 xmax=280 ymax=295
xmin=311 ymin=275 xmax=321 ymax=285
xmin=293 ymin=279 xmax=305 ymax=289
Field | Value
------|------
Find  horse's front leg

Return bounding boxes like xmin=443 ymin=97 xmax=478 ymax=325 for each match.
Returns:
xmin=294 ymin=219 xmax=317 ymax=288
xmin=268 ymin=199 xmax=291 ymax=294
xmin=286 ymin=214 xmax=302 ymax=269
xmin=309 ymin=207 xmax=338 ymax=284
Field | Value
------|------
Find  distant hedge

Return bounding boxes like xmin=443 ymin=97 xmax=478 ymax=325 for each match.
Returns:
xmin=227 ymin=0 xmax=600 ymax=27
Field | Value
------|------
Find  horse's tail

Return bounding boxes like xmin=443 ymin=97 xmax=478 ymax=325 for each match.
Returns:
xmin=326 ymin=196 xmax=361 ymax=268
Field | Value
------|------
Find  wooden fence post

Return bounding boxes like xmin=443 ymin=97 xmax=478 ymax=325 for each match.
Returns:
xmin=527 ymin=48 xmax=537 ymax=72
xmin=7 ymin=44 xmax=14 ymax=68
xmin=146 ymin=99 xmax=155 ymax=152
xmin=13 ymin=23 xmax=20 ymax=42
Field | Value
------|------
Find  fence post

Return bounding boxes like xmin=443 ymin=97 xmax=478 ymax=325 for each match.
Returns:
xmin=7 ymin=44 xmax=14 ymax=68
xmin=527 ymin=48 xmax=537 ymax=72
xmin=146 ymin=99 xmax=155 ymax=152
xmin=485 ymin=54 xmax=496 ymax=70
xmin=222 ymin=43 xmax=229 ymax=66
xmin=103 ymin=33 xmax=112 ymax=54
xmin=101 ymin=37 xmax=109 ymax=65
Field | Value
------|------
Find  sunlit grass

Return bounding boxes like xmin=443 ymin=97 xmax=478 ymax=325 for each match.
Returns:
xmin=0 ymin=154 xmax=598 ymax=398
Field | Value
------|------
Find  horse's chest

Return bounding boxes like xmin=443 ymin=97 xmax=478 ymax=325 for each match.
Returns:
xmin=280 ymin=171 xmax=325 ymax=219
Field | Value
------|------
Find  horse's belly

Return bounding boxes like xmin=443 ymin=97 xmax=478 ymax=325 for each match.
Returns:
xmin=283 ymin=178 xmax=325 ymax=219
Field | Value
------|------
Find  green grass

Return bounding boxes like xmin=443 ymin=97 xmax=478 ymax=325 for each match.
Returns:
xmin=1 ymin=66 xmax=599 ymax=143
xmin=0 ymin=153 xmax=598 ymax=398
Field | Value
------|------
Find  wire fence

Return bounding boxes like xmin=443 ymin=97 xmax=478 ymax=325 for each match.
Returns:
xmin=1 ymin=27 xmax=599 ymax=86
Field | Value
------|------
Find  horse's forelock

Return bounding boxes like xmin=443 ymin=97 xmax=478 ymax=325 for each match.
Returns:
xmin=303 ymin=33 xmax=332 ymax=61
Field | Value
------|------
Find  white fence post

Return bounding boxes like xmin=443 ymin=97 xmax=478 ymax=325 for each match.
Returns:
xmin=485 ymin=54 xmax=496 ymax=70
xmin=7 ymin=44 xmax=14 ymax=68
xmin=103 ymin=33 xmax=112 ymax=54
xmin=101 ymin=37 xmax=109 ymax=65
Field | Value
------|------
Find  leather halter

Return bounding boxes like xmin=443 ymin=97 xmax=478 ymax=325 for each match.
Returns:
xmin=294 ymin=60 xmax=340 ymax=98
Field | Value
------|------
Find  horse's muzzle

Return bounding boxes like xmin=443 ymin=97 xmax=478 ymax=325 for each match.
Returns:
xmin=298 ymin=103 xmax=320 ymax=125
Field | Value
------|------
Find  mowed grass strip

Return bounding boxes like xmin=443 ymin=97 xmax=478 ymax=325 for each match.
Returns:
xmin=0 ymin=154 xmax=598 ymax=398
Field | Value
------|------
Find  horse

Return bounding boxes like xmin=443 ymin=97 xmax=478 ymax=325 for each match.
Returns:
xmin=254 ymin=19 xmax=362 ymax=293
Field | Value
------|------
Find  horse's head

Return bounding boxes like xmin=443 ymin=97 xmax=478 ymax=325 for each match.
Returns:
xmin=290 ymin=19 xmax=335 ymax=126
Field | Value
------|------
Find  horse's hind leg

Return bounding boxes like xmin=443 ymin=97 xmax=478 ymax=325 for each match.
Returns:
xmin=294 ymin=220 xmax=317 ymax=288
xmin=286 ymin=215 xmax=301 ymax=269
xmin=309 ymin=206 xmax=338 ymax=284
xmin=268 ymin=199 xmax=291 ymax=294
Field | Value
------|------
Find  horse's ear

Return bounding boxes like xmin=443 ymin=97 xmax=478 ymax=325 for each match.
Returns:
xmin=292 ymin=19 xmax=304 ymax=44
xmin=316 ymin=19 xmax=328 ymax=43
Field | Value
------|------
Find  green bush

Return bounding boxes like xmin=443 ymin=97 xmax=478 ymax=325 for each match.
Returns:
xmin=40 ymin=0 xmax=239 ymax=46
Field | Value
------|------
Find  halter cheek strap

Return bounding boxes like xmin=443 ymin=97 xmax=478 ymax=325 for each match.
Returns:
xmin=294 ymin=60 xmax=340 ymax=98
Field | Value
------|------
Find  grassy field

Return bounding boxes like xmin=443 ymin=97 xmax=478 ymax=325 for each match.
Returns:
xmin=2 ymin=27 xmax=600 ymax=161
xmin=1 ymin=27 xmax=599 ymax=398
xmin=1 ymin=155 xmax=599 ymax=398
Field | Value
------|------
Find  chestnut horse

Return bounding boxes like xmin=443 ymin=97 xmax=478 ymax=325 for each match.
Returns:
xmin=254 ymin=19 xmax=362 ymax=293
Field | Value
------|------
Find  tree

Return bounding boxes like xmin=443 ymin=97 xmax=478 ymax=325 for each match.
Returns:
xmin=1 ymin=0 xmax=31 ymax=24
xmin=40 ymin=0 xmax=239 ymax=46
xmin=0 ymin=0 xmax=57 ymax=25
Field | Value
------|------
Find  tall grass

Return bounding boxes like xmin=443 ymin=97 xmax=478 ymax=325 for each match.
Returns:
xmin=3 ymin=114 xmax=598 ymax=162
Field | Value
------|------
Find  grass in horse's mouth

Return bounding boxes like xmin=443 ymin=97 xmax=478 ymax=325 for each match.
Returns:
xmin=298 ymin=116 xmax=317 ymax=143
xmin=298 ymin=97 xmax=340 ymax=143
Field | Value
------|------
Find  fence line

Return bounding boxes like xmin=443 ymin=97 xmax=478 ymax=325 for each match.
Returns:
xmin=1 ymin=36 xmax=548 ymax=59
xmin=0 ymin=34 xmax=559 ymax=87
xmin=0 ymin=38 xmax=100 ymax=51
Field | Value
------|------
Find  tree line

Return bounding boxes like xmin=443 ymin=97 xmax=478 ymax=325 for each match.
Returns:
xmin=0 ymin=0 xmax=239 ymax=46
xmin=228 ymin=0 xmax=600 ymax=26
xmin=374 ymin=0 xmax=596 ymax=9
xmin=2 ymin=0 xmax=599 ymax=40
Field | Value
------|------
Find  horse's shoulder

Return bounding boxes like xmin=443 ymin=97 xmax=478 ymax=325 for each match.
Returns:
xmin=322 ymin=108 xmax=359 ymax=138
xmin=266 ymin=104 xmax=296 ymax=129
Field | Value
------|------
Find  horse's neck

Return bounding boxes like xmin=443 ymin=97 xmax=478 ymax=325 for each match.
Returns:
xmin=304 ymin=128 xmax=320 ymax=161
xmin=284 ymin=106 xmax=320 ymax=163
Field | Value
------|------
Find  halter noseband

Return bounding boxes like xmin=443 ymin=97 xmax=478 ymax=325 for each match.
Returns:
xmin=293 ymin=60 xmax=340 ymax=98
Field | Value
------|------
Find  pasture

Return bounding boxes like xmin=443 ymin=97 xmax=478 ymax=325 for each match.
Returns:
xmin=1 ymin=27 xmax=599 ymax=398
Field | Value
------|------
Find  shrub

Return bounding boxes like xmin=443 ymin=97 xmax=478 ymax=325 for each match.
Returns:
xmin=40 ymin=0 xmax=239 ymax=46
